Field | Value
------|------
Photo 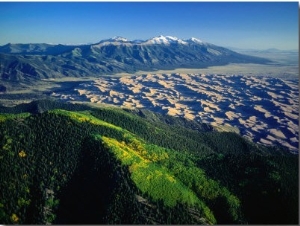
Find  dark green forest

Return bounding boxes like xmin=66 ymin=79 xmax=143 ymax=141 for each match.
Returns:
xmin=0 ymin=100 xmax=298 ymax=224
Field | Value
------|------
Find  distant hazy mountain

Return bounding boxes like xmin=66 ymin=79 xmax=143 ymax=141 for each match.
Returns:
xmin=0 ymin=35 xmax=271 ymax=84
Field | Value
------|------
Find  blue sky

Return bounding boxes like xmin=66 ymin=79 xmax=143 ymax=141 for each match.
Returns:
xmin=0 ymin=1 xmax=298 ymax=50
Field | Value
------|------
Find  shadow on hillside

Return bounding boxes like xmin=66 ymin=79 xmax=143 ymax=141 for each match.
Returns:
xmin=54 ymin=138 xmax=115 ymax=224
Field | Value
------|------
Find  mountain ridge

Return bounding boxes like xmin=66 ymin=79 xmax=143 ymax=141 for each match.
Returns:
xmin=0 ymin=35 xmax=208 ymax=48
xmin=0 ymin=36 xmax=272 ymax=89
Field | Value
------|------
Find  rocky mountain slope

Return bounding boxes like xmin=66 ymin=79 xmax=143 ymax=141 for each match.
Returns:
xmin=0 ymin=36 xmax=271 ymax=84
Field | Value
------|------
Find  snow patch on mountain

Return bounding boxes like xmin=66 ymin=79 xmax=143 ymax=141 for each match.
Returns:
xmin=93 ymin=35 xmax=207 ymax=47
xmin=111 ymin=36 xmax=128 ymax=42
xmin=188 ymin=37 xmax=203 ymax=44
xmin=144 ymin=35 xmax=188 ymax=45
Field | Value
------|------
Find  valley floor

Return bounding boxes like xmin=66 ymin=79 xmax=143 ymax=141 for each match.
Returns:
xmin=1 ymin=56 xmax=298 ymax=153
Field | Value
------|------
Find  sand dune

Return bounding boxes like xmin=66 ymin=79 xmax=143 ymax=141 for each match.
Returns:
xmin=269 ymin=129 xmax=286 ymax=139
xmin=225 ymin=111 xmax=240 ymax=120
xmin=51 ymin=73 xmax=299 ymax=152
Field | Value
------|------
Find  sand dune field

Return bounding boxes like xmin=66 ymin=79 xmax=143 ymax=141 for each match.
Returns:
xmin=50 ymin=73 xmax=299 ymax=152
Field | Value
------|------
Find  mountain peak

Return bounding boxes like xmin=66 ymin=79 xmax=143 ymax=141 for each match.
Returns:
xmin=146 ymin=35 xmax=188 ymax=45
xmin=187 ymin=37 xmax=203 ymax=44
xmin=98 ymin=36 xmax=129 ymax=44
xmin=111 ymin=36 xmax=128 ymax=42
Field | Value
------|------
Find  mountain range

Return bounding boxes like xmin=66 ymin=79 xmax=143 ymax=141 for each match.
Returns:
xmin=0 ymin=35 xmax=271 ymax=86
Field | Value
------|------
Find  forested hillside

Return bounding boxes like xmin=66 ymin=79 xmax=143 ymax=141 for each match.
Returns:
xmin=0 ymin=100 xmax=298 ymax=224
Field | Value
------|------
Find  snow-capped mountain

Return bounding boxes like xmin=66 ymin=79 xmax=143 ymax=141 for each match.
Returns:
xmin=0 ymin=35 xmax=208 ymax=54
xmin=0 ymin=36 xmax=271 ymax=86
xmin=100 ymin=36 xmax=129 ymax=43
xmin=144 ymin=35 xmax=188 ymax=45
xmin=96 ymin=35 xmax=203 ymax=46
xmin=187 ymin=37 xmax=204 ymax=44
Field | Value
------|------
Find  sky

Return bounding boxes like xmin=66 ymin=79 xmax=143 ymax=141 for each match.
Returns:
xmin=0 ymin=1 xmax=298 ymax=50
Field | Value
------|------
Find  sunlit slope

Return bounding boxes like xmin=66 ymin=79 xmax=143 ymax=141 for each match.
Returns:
xmin=0 ymin=101 xmax=298 ymax=224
